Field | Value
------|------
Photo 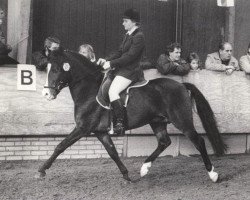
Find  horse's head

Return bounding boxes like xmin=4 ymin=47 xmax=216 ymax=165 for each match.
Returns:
xmin=42 ymin=48 xmax=73 ymax=100
xmin=42 ymin=48 xmax=103 ymax=100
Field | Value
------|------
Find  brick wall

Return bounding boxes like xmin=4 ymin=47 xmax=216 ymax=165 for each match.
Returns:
xmin=0 ymin=133 xmax=249 ymax=161
xmin=0 ymin=136 xmax=124 ymax=161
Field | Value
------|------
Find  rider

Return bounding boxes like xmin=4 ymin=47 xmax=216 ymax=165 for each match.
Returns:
xmin=97 ymin=8 xmax=145 ymax=135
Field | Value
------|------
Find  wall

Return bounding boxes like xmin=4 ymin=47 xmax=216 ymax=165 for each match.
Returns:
xmin=32 ymin=0 xmax=176 ymax=62
xmin=0 ymin=136 xmax=123 ymax=161
xmin=7 ymin=0 xmax=32 ymax=63
xmin=180 ymin=0 xmax=226 ymax=63
xmin=0 ymin=67 xmax=249 ymax=161
xmin=234 ymin=0 xmax=250 ymax=60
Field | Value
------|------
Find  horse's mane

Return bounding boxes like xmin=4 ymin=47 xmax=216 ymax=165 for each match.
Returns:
xmin=65 ymin=50 xmax=102 ymax=77
xmin=50 ymin=48 xmax=103 ymax=83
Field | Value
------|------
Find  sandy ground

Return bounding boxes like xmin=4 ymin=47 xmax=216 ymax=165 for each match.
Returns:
xmin=0 ymin=154 xmax=249 ymax=200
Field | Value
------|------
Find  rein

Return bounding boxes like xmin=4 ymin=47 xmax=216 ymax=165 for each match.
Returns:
xmin=44 ymin=82 xmax=69 ymax=91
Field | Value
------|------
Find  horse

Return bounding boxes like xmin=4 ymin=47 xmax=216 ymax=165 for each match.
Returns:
xmin=38 ymin=48 xmax=227 ymax=183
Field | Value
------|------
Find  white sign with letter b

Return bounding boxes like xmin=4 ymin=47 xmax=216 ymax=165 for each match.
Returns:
xmin=17 ymin=64 xmax=36 ymax=91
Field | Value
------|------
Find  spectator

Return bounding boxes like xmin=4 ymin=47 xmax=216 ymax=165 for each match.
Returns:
xmin=239 ymin=42 xmax=250 ymax=74
xmin=205 ymin=42 xmax=239 ymax=75
xmin=156 ymin=42 xmax=190 ymax=76
xmin=78 ymin=44 xmax=96 ymax=62
xmin=0 ymin=10 xmax=19 ymax=65
xmin=187 ymin=52 xmax=202 ymax=71
xmin=32 ymin=36 xmax=60 ymax=71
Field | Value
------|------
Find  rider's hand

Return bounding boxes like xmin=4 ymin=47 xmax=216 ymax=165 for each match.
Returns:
xmin=102 ymin=61 xmax=111 ymax=70
xmin=97 ymin=58 xmax=106 ymax=66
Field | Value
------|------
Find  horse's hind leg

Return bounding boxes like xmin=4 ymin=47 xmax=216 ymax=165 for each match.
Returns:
xmin=95 ymin=132 xmax=130 ymax=181
xmin=37 ymin=128 xmax=84 ymax=178
xmin=183 ymin=128 xmax=218 ymax=182
xmin=140 ymin=122 xmax=171 ymax=177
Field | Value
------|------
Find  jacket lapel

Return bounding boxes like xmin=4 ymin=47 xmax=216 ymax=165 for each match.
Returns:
xmin=122 ymin=28 xmax=140 ymax=50
xmin=122 ymin=34 xmax=129 ymax=47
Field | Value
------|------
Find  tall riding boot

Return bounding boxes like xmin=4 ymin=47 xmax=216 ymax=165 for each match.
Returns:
xmin=111 ymin=99 xmax=125 ymax=135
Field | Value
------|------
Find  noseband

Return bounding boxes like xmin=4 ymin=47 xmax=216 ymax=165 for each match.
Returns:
xmin=44 ymin=81 xmax=69 ymax=92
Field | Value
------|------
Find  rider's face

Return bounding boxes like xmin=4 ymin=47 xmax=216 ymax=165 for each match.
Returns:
xmin=122 ymin=18 xmax=136 ymax=31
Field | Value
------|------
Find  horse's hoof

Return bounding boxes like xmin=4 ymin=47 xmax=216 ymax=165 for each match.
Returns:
xmin=35 ymin=171 xmax=46 ymax=179
xmin=140 ymin=162 xmax=152 ymax=177
xmin=208 ymin=166 xmax=219 ymax=183
xmin=123 ymin=174 xmax=132 ymax=182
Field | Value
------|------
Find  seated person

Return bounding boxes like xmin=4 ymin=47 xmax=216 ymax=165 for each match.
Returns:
xmin=239 ymin=42 xmax=250 ymax=74
xmin=32 ymin=36 xmax=60 ymax=71
xmin=187 ymin=52 xmax=202 ymax=71
xmin=205 ymin=42 xmax=239 ymax=75
xmin=156 ymin=42 xmax=190 ymax=76
xmin=0 ymin=18 xmax=19 ymax=65
xmin=78 ymin=44 xmax=96 ymax=62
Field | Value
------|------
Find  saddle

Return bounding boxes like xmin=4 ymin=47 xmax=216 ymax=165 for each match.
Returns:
xmin=96 ymin=70 xmax=149 ymax=109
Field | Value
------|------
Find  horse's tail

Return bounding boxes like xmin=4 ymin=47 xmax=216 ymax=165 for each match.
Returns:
xmin=183 ymin=82 xmax=227 ymax=156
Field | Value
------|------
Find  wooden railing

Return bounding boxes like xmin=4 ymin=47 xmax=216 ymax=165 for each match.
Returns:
xmin=1 ymin=66 xmax=250 ymax=136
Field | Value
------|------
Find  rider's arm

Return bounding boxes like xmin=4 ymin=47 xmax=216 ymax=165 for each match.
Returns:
xmin=105 ymin=36 xmax=127 ymax=61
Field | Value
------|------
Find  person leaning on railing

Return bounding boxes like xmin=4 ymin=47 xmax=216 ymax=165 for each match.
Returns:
xmin=239 ymin=42 xmax=250 ymax=74
xmin=205 ymin=42 xmax=239 ymax=75
xmin=156 ymin=42 xmax=190 ymax=76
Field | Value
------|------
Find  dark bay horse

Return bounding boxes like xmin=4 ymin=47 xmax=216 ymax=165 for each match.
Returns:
xmin=38 ymin=49 xmax=227 ymax=182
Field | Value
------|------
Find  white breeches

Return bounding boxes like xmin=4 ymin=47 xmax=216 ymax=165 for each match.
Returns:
xmin=109 ymin=76 xmax=132 ymax=102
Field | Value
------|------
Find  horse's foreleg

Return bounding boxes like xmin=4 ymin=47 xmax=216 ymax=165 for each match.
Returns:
xmin=140 ymin=122 xmax=171 ymax=177
xmin=37 ymin=128 xmax=83 ymax=178
xmin=96 ymin=132 xmax=130 ymax=181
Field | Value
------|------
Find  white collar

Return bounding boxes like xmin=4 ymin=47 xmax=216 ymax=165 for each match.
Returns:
xmin=127 ymin=26 xmax=138 ymax=35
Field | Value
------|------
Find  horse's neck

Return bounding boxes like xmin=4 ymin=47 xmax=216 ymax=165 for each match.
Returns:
xmin=69 ymin=77 xmax=101 ymax=105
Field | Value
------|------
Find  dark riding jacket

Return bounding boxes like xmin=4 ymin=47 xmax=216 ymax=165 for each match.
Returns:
xmin=106 ymin=28 xmax=145 ymax=82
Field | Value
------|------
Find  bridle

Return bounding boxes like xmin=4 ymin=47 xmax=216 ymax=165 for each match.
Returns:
xmin=44 ymin=81 xmax=69 ymax=93
xmin=44 ymin=62 xmax=70 ymax=93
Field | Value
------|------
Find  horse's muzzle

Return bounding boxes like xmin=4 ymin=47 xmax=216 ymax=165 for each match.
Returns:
xmin=42 ymin=88 xmax=57 ymax=100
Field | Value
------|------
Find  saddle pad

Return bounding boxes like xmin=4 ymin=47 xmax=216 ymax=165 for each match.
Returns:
xmin=96 ymin=75 xmax=149 ymax=109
